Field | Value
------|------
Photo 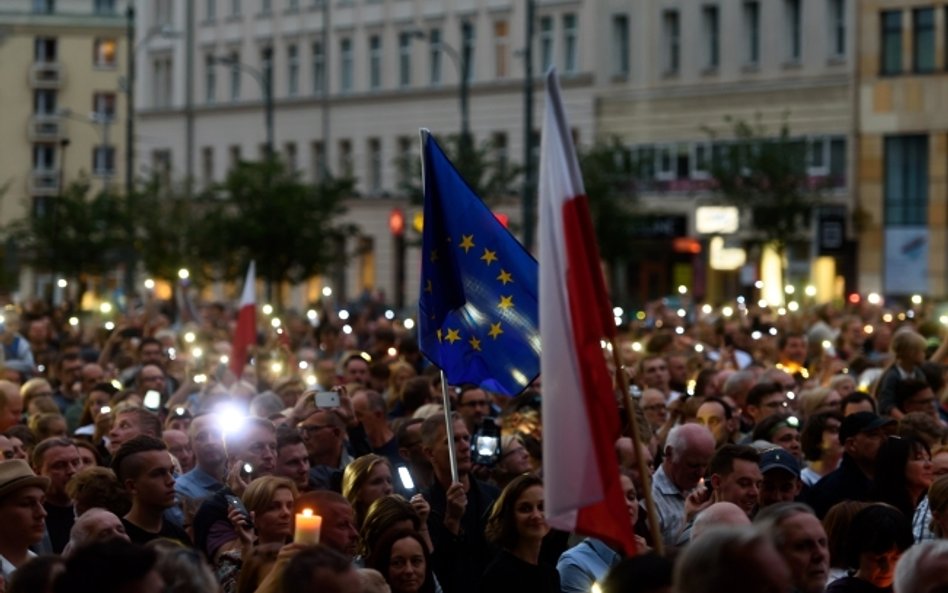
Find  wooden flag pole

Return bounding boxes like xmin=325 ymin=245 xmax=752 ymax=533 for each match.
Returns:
xmin=439 ymin=370 xmax=460 ymax=484
xmin=610 ymin=339 xmax=665 ymax=556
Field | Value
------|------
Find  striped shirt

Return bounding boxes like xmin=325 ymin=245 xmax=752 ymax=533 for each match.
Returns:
xmin=651 ymin=465 xmax=688 ymax=546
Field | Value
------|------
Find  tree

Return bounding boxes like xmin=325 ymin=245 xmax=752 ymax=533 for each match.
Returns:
xmin=4 ymin=178 xmax=128 ymax=303
xmin=198 ymin=159 xmax=357 ymax=303
xmin=578 ymin=138 xmax=641 ymax=302
xmin=705 ymin=116 xmax=825 ymax=271
xmin=135 ymin=176 xmax=203 ymax=285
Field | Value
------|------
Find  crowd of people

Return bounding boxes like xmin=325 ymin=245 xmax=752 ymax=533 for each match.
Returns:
xmin=0 ymin=291 xmax=947 ymax=593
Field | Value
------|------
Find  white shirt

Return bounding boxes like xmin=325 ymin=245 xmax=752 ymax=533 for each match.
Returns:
xmin=0 ymin=550 xmax=37 ymax=580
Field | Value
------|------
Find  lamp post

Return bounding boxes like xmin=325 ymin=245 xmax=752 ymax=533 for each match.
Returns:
xmin=210 ymin=55 xmax=274 ymax=161
xmin=413 ymin=28 xmax=470 ymax=160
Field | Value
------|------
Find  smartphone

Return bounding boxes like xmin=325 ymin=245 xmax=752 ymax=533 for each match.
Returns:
xmin=143 ymin=390 xmax=161 ymax=410
xmin=396 ymin=466 xmax=415 ymax=493
xmin=100 ymin=405 xmax=112 ymax=415
xmin=224 ymin=494 xmax=254 ymax=530
xmin=240 ymin=462 xmax=254 ymax=480
xmin=471 ymin=419 xmax=501 ymax=466
xmin=315 ymin=391 xmax=340 ymax=408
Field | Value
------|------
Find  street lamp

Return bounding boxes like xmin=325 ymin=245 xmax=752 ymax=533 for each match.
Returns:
xmin=411 ymin=27 xmax=471 ymax=159
xmin=209 ymin=54 xmax=274 ymax=161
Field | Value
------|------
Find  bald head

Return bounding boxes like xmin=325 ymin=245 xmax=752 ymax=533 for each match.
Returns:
xmin=664 ymin=424 xmax=716 ymax=492
xmin=67 ymin=508 xmax=130 ymax=555
xmin=692 ymin=502 xmax=752 ymax=541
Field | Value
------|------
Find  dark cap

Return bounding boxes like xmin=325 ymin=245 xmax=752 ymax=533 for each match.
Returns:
xmin=759 ymin=447 xmax=800 ymax=477
xmin=839 ymin=411 xmax=895 ymax=444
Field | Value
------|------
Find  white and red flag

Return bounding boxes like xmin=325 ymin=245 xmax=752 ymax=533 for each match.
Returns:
xmin=539 ymin=70 xmax=637 ymax=556
xmin=230 ymin=261 xmax=257 ymax=377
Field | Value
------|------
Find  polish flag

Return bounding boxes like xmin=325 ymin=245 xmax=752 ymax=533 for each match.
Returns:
xmin=539 ymin=70 xmax=637 ymax=556
xmin=230 ymin=261 xmax=257 ymax=377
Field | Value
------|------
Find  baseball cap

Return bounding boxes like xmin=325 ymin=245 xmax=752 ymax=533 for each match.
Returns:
xmin=0 ymin=460 xmax=50 ymax=500
xmin=759 ymin=447 xmax=800 ymax=477
xmin=839 ymin=411 xmax=895 ymax=444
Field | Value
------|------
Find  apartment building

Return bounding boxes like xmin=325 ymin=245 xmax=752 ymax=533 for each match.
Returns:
xmin=0 ymin=0 xmax=127 ymax=294
xmin=135 ymin=0 xmax=609 ymax=309
xmin=596 ymin=0 xmax=856 ymax=305
xmin=856 ymin=1 xmax=948 ymax=299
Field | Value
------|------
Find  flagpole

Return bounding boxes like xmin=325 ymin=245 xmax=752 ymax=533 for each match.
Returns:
xmin=439 ymin=370 xmax=460 ymax=484
xmin=610 ymin=338 xmax=665 ymax=556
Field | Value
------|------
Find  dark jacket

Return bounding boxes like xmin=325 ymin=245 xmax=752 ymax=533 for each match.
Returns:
xmin=804 ymin=454 xmax=872 ymax=518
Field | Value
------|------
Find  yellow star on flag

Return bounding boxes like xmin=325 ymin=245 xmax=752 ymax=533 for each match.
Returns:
xmin=480 ymin=248 xmax=498 ymax=266
xmin=459 ymin=235 xmax=475 ymax=253
xmin=445 ymin=328 xmax=461 ymax=344
xmin=499 ymin=295 xmax=514 ymax=310
xmin=497 ymin=269 xmax=513 ymax=285
xmin=468 ymin=336 xmax=482 ymax=351
xmin=436 ymin=329 xmax=443 ymax=342
xmin=488 ymin=322 xmax=504 ymax=339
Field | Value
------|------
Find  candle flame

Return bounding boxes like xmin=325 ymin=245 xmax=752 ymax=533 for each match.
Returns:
xmin=302 ymin=508 xmax=313 ymax=517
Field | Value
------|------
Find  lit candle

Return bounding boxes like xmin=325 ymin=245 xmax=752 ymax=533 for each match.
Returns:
xmin=294 ymin=508 xmax=322 ymax=545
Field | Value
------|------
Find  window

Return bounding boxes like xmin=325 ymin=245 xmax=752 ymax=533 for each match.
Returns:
xmin=399 ymin=32 xmax=412 ymax=87
xmin=692 ymin=143 xmax=711 ymax=179
xmin=93 ymin=92 xmax=116 ymax=121
xmin=913 ymin=8 xmax=934 ymax=73
xmin=461 ymin=22 xmax=475 ymax=82
xmin=785 ymin=0 xmax=802 ymax=62
xmin=494 ymin=20 xmax=509 ymax=78
xmin=369 ymin=35 xmax=382 ymax=90
xmin=34 ymin=37 xmax=57 ymax=62
xmin=287 ymin=0 xmax=299 ymax=11
xmin=205 ymin=54 xmax=217 ymax=103
xmin=229 ymin=50 xmax=241 ymax=99
xmin=367 ymin=138 xmax=382 ymax=193
xmin=229 ymin=145 xmax=242 ymax=170
xmin=34 ymin=90 xmax=57 ymax=115
xmin=656 ymin=145 xmax=675 ymax=181
xmin=881 ymin=11 xmax=902 ymax=75
xmin=492 ymin=131 xmax=509 ymax=173
xmin=93 ymin=145 xmax=116 ymax=175
xmin=702 ymin=5 xmax=720 ymax=69
xmin=662 ymin=10 xmax=680 ymax=74
xmin=205 ymin=0 xmax=216 ymax=21
xmin=744 ymin=2 xmax=760 ymax=66
xmin=32 ymin=0 xmax=55 ymax=13
xmin=311 ymin=141 xmax=325 ymax=183
xmin=155 ymin=0 xmax=172 ymax=24
xmin=611 ymin=15 xmax=630 ymax=76
xmin=340 ymin=38 xmax=353 ymax=93
xmin=153 ymin=56 xmax=173 ymax=107
xmin=94 ymin=0 xmax=115 ymax=15
xmin=312 ymin=41 xmax=325 ymax=94
xmin=338 ymin=139 xmax=353 ymax=177
xmin=828 ymin=0 xmax=845 ymax=57
xmin=260 ymin=46 xmax=273 ymax=97
xmin=562 ymin=14 xmax=577 ymax=73
xmin=93 ymin=38 xmax=117 ymax=68
xmin=201 ymin=146 xmax=214 ymax=186
xmin=231 ymin=0 xmax=241 ymax=17
xmin=539 ymin=17 xmax=553 ymax=72
xmin=285 ymin=142 xmax=297 ymax=172
xmin=808 ymin=137 xmax=829 ymax=175
xmin=396 ymin=136 xmax=413 ymax=189
xmin=33 ymin=144 xmax=56 ymax=171
xmin=261 ymin=0 xmax=271 ymax=15
xmin=884 ymin=135 xmax=927 ymax=225
xmin=429 ymin=28 xmax=442 ymax=85
xmin=287 ymin=44 xmax=299 ymax=95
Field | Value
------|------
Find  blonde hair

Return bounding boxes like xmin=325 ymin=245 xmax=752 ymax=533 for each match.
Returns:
xmin=800 ymin=387 xmax=835 ymax=418
xmin=928 ymin=475 xmax=948 ymax=536
xmin=242 ymin=476 xmax=298 ymax=516
xmin=341 ymin=454 xmax=392 ymax=527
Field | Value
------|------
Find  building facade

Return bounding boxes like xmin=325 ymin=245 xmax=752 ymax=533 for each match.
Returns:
xmin=0 ymin=0 xmax=127 ymax=295
xmin=857 ymin=0 xmax=948 ymax=299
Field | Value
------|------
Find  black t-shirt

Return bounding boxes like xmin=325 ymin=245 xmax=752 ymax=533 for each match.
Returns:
xmin=122 ymin=517 xmax=192 ymax=547
xmin=44 ymin=503 xmax=75 ymax=554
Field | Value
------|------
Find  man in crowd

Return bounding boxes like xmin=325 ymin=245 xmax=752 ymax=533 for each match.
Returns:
xmin=695 ymin=396 xmax=737 ymax=448
xmin=351 ymin=388 xmax=399 ymax=465
xmin=295 ymin=490 xmax=359 ymax=558
xmin=638 ymin=355 xmax=673 ymax=397
xmin=673 ymin=525 xmax=791 ymax=593
xmin=339 ymin=353 xmax=370 ymax=386
xmin=422 ymin=412 xmax=499 ymax=593
xmin=108 ymin=407 xmax=163 ymax=456
xmin=805 ymin=411 xmax=893 ymax=517
xmin=651 ymin=423 xmax=715 ymax=545
xmin=455 ymin=384 xmax=492 ymax=434
xmin=299 ymin=408 xmax=352 ymax=490
xmin=640 ymin=389 xmax=668 ymax=435
xmin=0 ymin=381 xmax=22 ymax=433
xmin=51 ymin=353 xmax=83 ymax=415
xmin=174 ymin=413 xmax=226 ymax=508
xmin=162 ymin=429 xmax=195 ymax=474
xmin=841 ymin=392 xmax=876 ymax=416
xmin=756 ymin=502 xmax=829 ymax=593
xmin=690 ymin=502 xmax=751 ymax=541
xmin=281 ymin=544 xmax=362 ymax=593
xmin=397 ymin=418 xmax=434 ymax=491
xmin=778 ymin=332 xmax=809 ymax=374
xmin=274 ymin=425 xmax=312 ymax=492
xmin=743 ymin=382 xmax=788 ymax=430
xmin=64 ymin=508 xmax=129 ymax=554
xmin=111 ymin=435 xmax=189 ymax=545
xmin=758 ymin=447 xmax=803 ymax=509
xmin=0 ymin=460 xmax=48 ymax=580
xmin=705 ymin=444 xmax=762 ymax=518
xmin=894 ymin=540 xmax=948 ymax=593
xmin=32 ymin=437 xmax=82 ymax=552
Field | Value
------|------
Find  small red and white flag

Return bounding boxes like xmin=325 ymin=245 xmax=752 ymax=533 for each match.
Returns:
xmin=230 ymin=261 xmax=257 ymax=377
xmin=539 ymin=70 xmax=637 ymax=556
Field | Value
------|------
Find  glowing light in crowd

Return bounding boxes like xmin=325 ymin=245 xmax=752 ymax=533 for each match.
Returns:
xmin=111 ymin=379 xmax=123 ymax=390
xmin=194 ymin=374 xmax=207 ymax=384
xmin=695 ymin=344 xmax=704 ymax=353
xmin=787 ymin=392 xmax=796 ymax=400
xmin=864 ymin=325 xmax=874 ymax=335
xmin=636 ymin=311 xmax=646 ymax=321
xmin=769 ymin=328 xmax=778 ymax=336
xmin=305 ymin=375 xmax=317 ymax=386
xmin=403 ymin=319 xmax=415 ymax=330
xmin=784 ymin=285 xmax=794 ymax=294
xmin=752 ymin=331 xmax=762 ymax=340
xmin=883 ymin=313 xmax=893 ymax=323
xmin=144 ymin=278 xmax=156 ymax=290
xmin=758 ymin=300 xmax=768 ymax=308
xmin=613 ymin=306 xmax=623 ymax=317
xmin=848 ymin=293 xmax=860 ymax=304
xmin=271 ymin=318 xmax=281 ymax=328
xmin=941 ymin=316 xmax=948 ymax=326
xmin=788 ymin=301 xmax=799 ymax=312
xmin=322 ymin=287 xmax=333 ymax=297
xmin=338 ymin=309 xmax=350 ymax=321
xmin=184 ymin=332 xmax=196 ymax=344
xmin=270 ymin=361 xmax=282 ymax=374
xmin=387 ymin=347 xmax=397 ymax=357
xmin=216 ymin=404 xmax=245 ymax=435
xmin=104 ymin=321 xmax=115 ymax=330
xmin=192 ymin=347 xmax=203 ymax=359
xmin=675 ymin=327 xmax=685 ymax=335
xmin=306 ymin=309 xmax=318 ymax=321
xmin=722 ymin=306 xmax=734 ymax=317
xmin=754 ymin=281 xmax=764 ymax=289
xmin=168 ymin=348 xmax=176 ymax=360
xmin=57 ymin=278 xmax=67 ymax=288
xmin=68 ymin=317 xmax=79 ymax=326
xmin=632 ymin=342 xmax=643 ymax=352
xmin=778 ymin=308 xmax=787 ymax=316
xmin=614 ymin=317 xmax=622 ymax=326
xmin=262 ymin=304 xmax=274 ymax=316
xmin=342 ymin=324 xmax=353 ymax=334
xmin=678 ymin=285 xmax=687 ymax=295
xmin=299 ymin=361 xmax=309 ymax=370
xmin=384 ymin=309 xmax=395 ymax=320
xmin=677 ymin=309 xmax=686 ymax=318
xmin=911 ymin=294 xmax=923 ymax=305
xmin=867 ymin=293 xmax=881 ymax=305
xmin=701 ymin=304 xmax=713 ymax=315
xmin=805 ymin=285 xmax=817 ymax=297
xmin=99 ymin=302 xmax=112 ymax=314
xmin=737 ymin=296 xmax=746 ymax=304
xmin=821 ymin=340 xmax=833 ymax=351
xmin=178 ymin=268 xmax=190 ymax=280
xmin=220 ymin=355 xmax=228 ymax=365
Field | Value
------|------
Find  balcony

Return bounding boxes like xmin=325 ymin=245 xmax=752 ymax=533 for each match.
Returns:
xmin=29 ymin=62 xmax=64 ymax=88
xmin=28 ymin=169 xmax=61 ymax=196
xmin=27 ymin=114 xmax=65 ymax=142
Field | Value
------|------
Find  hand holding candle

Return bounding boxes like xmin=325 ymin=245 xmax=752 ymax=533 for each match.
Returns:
xmin=294 ymin=508 xmax=322 ymax=545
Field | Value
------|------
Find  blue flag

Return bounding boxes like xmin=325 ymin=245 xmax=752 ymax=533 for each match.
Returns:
xmin=418 ymin=132 xmax=540 ymax=396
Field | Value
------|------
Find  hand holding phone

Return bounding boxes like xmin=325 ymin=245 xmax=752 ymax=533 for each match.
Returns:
xmin=225 ymin=494 xmax=255 ymax=531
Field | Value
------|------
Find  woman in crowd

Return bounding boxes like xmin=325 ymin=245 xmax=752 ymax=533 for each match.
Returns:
xmin=933 ymin=444 xmax=948 ymax=478
xmin=751 ymin=414 xmax=803 ymax=461
xmin=799 ymin=411 xmax=844 ymax=487
xmin=870 ymin=436 xmax=933 ymax=519
xmin=359 ymin=494 xmax=432 ymax=559
xmin=29 ymin=412 xmax=67 ymax=441
xmin=926 ymin=475 xmax=948 ymax=538
xmin=799 ymin=387 xmax=842 ymax=420
xmin=74 ymin=383 xmax=117 ymax=443
xmin=367 ymin=528 xmax=435 ymax=593
xmin=481 ymin=474 xmax=560 ymax=593
xmin=491 ymin=435 xmax=533 ymax=490
xmin=342 ymin=454 xmax=394 ymax=529
xmin=825 ymin=504 xmax=914 ymax=593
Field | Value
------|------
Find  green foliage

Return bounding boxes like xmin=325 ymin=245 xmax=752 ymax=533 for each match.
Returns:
xmin=578 ymin=138 xmax=640 ymax=266
xmin=705 ymin=116 xmax=824 ymax=255
xmin=397 ymin=135 xmax=522 ymax=206
xmin=135 ymin=177 xmax=203 ymax=283
xmin=196 ymin=159 xmax=357 ymax=296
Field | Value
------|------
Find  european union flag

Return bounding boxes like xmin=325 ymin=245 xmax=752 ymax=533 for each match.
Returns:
xmin=418 ymin=131 xmax=540 ymax=396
